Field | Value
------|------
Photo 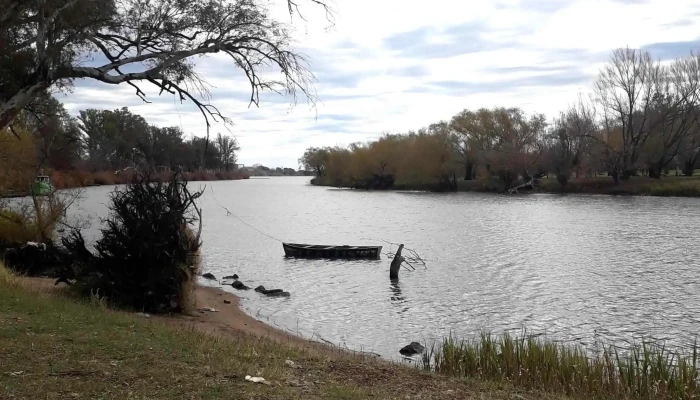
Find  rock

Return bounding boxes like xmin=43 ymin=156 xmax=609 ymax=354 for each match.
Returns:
xmin=223 ymin=274 xmax=239 ymax=280
xmin=399 ymin=342 xmax=425 ymax=356
xmin=231 ymin=280 xmax=250 ymax=290
xmin=267 ymin=291 xmax=291 ymax=298
xmin=223 ymin=300 xmax=231 ymax=304
xmin=245 ymin=375 xmax=270 ymax=385
xmin=285 ymin=359 xmax=301 ymax=369
xmin=202 ymin=273 xmax=216 ymax=280
xmin=254 ymin=285 xmax=290 ymax=297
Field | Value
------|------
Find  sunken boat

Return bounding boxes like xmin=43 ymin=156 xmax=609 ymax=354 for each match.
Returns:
xmin=282 ymin=243 xmax=382 ymax=260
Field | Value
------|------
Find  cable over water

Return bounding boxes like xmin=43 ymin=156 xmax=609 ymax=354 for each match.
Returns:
xmin=208 ymin=185 xmax=285 ymax=243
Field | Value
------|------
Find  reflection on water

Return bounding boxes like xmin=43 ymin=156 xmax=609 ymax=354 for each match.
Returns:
xmin=70 ymin=177 xmax=700 ymax=360
xmin=389 ymin=279 xmax=409 ymax=314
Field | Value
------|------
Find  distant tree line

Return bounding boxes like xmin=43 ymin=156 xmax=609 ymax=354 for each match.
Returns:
xmin=245 ymin=165 xmax=313 ymax=176
xmin=4 ymin=95 xmax=242 ymax=175
xmin=300 ymin=48 xmax=700 ymax=190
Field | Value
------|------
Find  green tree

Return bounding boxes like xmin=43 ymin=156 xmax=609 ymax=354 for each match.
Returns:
xmin=299 ymin=147 xmax=331 ymax=178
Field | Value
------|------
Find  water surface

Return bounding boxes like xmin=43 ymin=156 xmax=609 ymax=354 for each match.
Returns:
xmin=72 ymin=177 xmax=700 ymax=360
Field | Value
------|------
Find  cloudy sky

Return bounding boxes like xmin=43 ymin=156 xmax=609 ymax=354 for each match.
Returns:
xmin=60 ymin=0 xmax=700 ymax=169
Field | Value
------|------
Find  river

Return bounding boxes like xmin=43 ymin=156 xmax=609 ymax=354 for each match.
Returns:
xmin=70 ymin=176 xmax=700 ymax=360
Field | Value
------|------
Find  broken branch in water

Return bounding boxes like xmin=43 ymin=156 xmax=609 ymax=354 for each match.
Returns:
xmin=379 ymin=240 xmax=427 ymax=271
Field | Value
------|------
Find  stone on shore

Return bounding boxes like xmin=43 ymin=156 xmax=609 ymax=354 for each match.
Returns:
xmin=399 ymin=342 xmax=425 ymax=356
xmin=231 ymin=280 xmax=250 ymax=290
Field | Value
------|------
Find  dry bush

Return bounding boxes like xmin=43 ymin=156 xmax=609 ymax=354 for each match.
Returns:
xmin=92 ymin=171 xmax=116 ymax=186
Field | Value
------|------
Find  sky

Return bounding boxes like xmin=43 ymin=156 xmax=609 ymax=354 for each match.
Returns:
xmin=59 ymin=0 xmax=700 ymax=169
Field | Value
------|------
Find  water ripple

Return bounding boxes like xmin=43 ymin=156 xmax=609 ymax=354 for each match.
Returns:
xmin=70 ymin=178 xmax=700 ymax=360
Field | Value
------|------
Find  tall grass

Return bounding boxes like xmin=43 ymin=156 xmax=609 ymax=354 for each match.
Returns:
xmin=422 ymin=332 xmax=699 ymax=399
xmin=0 ymin=262 xmax=16 ymax=286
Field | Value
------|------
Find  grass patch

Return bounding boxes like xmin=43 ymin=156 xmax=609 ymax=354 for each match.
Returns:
xmin=0 ymin=266 xmax=572 ymax=400
xmin=423 ymin=332 xmax=699 ymax=400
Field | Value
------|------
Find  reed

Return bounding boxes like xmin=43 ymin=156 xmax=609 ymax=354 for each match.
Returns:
xmin=422 ymin=331 xmax=699 ymax=400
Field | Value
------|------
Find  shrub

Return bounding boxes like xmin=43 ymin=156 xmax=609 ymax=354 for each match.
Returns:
xmin=0 ymin=209 xmax=40 ymax=245
xmin=556 ymin=173 xmax=569 ymax=186
xmin=62 ymin=171 xmax=203 ymax=313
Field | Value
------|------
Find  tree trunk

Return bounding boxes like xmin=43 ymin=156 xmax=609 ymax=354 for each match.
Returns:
xmin=0 ymin=83 xmax=49 ymax=131
xmin=648 ymin=166 xmax=662 ymax=179
xmin=464 ymin=161 xmax=474 ymax=181
xmin=683 ymin=161 xmax=695 ymax=177
xmin=389 ymin=244 xmax=404 ymax=280
xmin=612 ymin=169 xmax=620 ymax=185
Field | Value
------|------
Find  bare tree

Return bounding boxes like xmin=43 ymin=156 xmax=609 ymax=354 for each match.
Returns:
xmin=594 ymin=48 xmax=659 ymax=179
xmin=547 ymin=98 xmax=597 ymax=185
xmin=215 ymin=133 xmax=240 ymax=171
xmin=0 ymin=0 xmax=331 ymax=132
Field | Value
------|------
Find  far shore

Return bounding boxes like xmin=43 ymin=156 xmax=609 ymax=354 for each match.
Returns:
xmin=312 ymin=175 xmax=700 ymax=198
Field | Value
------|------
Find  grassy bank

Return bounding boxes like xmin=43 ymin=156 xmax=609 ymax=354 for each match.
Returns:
xmin=424 ymin=333 xmax=699 ymax=400
xmin=313 ymin=176 xmax=700 ymax=197
xmin=0 ymin=270 xmax=569 ymax=400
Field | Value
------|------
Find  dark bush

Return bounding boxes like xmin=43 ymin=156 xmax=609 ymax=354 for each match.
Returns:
xmin=556 ymin=173 xmax=569 ymax=186
xmin=62 ymin=171 xmax=203 ymax=313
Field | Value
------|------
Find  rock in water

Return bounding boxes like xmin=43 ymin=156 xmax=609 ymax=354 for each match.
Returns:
xmin=254 ymin=285 xmax=267 ymax=293
xmin=267 ymin=291 xmax=291 ymax=298
xmin=222 ymin=274 xmax=239 ymax=280
xmin=254 ymin=286 xmax=290 ymax=297
xmin=231 ymin=280 xmax=250 ymax=290
xmin=399 ymin=342 xmax=425 ymax=356
xmin=202 ymin=273 xmax=216 ymax=280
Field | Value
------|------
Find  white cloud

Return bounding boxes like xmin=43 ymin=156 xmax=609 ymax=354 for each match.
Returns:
xmin=63 ymin=0 xmax=700 ymax=168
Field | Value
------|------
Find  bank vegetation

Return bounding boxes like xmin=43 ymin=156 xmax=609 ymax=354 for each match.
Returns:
xmin=301 ymin=48 xmax=700 ymax=194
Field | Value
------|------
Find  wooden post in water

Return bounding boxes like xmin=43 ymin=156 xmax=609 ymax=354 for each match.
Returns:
xmin=389 ymin=244 xmax=404 ymax=279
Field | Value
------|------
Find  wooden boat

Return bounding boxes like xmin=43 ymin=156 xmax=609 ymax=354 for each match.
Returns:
xmin=282 ymin=243 xmax=382 ymax=259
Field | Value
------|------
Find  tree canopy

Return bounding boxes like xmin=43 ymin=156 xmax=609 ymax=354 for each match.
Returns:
xmin=301 ymin=48 xmax=700 ymax=191
xmin=0 ymin=0 xmax=330 ymax=132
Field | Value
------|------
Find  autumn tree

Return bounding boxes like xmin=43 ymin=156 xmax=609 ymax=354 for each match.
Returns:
xmin=299 ymin=146 xmax=331 ymax=178
xmin=0 ymin=0 xmax=330 ymax=132
xmin=450 ymin=109 xmax=501 ymax=180
xmin=0 ymin=127 xmax=38 ymax=194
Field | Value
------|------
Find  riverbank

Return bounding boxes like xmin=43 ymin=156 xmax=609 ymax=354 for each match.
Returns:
xmin=49 ymin=169 xmax=250 ymax=190
xmin=1 ymin=170 xmax=251 ymax=198
xmin=313 ymin=176 xmax=700 ymax=197
xmin=0 ymin=271 xmax=568 ymax=400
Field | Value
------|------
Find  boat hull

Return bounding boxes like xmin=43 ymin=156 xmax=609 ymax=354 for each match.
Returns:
xmin=282 ymin=243 xmax=382 ymax=260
